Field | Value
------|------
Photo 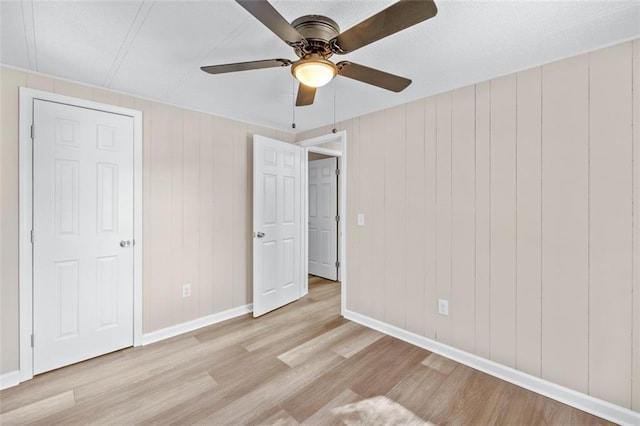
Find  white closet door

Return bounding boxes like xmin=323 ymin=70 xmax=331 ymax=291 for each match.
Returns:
xmin=33 ymin=99 xmax=134 ymax=374
xmin=308 ymin=157 xmax=338 ymax=281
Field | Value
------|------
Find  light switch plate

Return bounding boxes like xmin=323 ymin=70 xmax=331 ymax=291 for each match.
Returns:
xmin=438 ymin=299 xmax=449 ymax=316
xmin=357 ymin=213 xmax=365 ymax=226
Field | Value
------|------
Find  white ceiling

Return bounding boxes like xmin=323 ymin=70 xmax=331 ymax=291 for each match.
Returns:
xmin=2 ymin=0 xmax=639 ymax=133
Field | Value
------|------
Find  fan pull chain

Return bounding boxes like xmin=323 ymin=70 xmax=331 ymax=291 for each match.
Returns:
xmin=291 ymin=78 xmax=296 ymax=129
xmin=332 ymin=82 xmax=337 ymax=134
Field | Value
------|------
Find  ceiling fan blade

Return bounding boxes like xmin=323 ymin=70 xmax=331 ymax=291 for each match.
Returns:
xmin=296 ymin=83 xmax=316 ymax=106
xmin=201 ymin=58 xmax=292 ymax=75
xmin=236 ymin=0 xmax=306 ymax=46
xmin=337 ymin=61 xmax=411 ymax=92
xmin=331 ymin=0 xmax=437 ymax=54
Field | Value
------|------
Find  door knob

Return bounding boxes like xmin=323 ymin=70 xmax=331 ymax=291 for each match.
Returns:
xmin=120 ymin=240 xmax=131 ymax=248
xmin=255 ymin=232 xmax=265 ymax=238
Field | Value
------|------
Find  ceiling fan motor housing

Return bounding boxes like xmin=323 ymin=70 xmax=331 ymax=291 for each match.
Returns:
xmin=291 ymin=15 xmax=340 ymax=58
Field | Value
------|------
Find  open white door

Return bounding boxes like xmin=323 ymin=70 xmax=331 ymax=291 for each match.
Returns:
xmin=308 ymin=157 xmax=338 ymax=280
xmin=253 ymin=135 xmax=303 ymax=317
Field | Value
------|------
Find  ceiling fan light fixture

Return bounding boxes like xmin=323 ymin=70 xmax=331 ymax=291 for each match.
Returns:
xmin=291 ymin=56 xmax=337 ymax=88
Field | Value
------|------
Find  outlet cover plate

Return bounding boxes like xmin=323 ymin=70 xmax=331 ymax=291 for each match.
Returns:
xmin=182 ymin=283 xmax=192 ymax=298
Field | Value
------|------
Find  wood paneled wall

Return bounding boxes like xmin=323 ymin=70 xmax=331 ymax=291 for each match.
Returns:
xmin=298 ymin=40 xmax=640 ymax=411
xmin=0 ymin=67 xmax=293 ymax=374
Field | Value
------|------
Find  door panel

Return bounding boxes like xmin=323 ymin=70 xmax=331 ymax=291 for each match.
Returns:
xmin=96 ymin=256 xmax=118 ymax=328
xmin=308 ymin=157 xmax=338 ymax=280
xmin=253 ymin=135 xmax=302 ymax=317
xmin=33 ymin=99 xmax=134 ymax=374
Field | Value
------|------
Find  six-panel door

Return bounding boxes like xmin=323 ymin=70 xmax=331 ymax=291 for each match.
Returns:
xmin=308 ymin=157 xmax=338 ymax=281
xmin=33 ymin=99 xmax=134 ymax=374
xmin=253 ymin=135 xmax=302 ymax=317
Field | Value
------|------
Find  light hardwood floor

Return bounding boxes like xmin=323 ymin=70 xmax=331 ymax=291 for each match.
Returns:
xmin=0 ymin=276 xmax=610 ymax=425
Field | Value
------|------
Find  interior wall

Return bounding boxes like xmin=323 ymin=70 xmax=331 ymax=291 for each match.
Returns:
xmin=0 ymin=66 xmax=294 ymax=376
xmin=297 ymin=39 xmax=640 ymax=412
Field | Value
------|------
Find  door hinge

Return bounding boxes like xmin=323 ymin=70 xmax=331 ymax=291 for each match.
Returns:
xmin=31 ymin=334 xmax=34 ymax=347
xmin=335 ymin=168 xmax=340 ymax=176
xmin=335 ymin=261 xmax=340 ymax=268
xmin=30 ymin=229 xmax=34 ymax=244
xmin=335 ymin=215 xmax=340 ymax=222
xmin=30 ymin=125 xmax=34 ymax=140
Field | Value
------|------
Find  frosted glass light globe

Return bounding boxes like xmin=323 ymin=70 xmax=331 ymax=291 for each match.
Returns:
xmin=292 ymin=57 xmax=337 ymax=88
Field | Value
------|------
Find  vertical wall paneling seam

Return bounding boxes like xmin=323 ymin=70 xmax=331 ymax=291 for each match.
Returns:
xmin=382 ymin=117 xmax=387 ymax=322
xmin=587 ymin=52 xmax=591 ymax=395
xmin=424 ymin=98 xmax=433 ymax=339
xmin=146 ymin=101 xmax=152 ymax=328
xmin=354 ymin=118 xmax=359 ymax=310
xmin=197 ymin=117 xmax=202 ymax=317
xmin=210 ymin=118 xmax=215 ymax=312
xmin=515 ymin=73 xmax=519 ymax=370
xmin=232 ymin=123 xmax=236 ymax=306
xmin=356 ymin=119 xmax=364 ymax=312
xmin=378 ymin=112 xmax=389 ymax=320
xmin=404 ymin=106 xmax=408 ymax=329
xmin=182 ymin=114 xmax=186 ymax=319
xmin=170 ymin=109 xmax=175 ymax=322
xmin=449 ymin=95 xmax=453 ymax=332
xmin=630 ymin=41 xmax=636 ymax=408
xmin=239 ymin=122 xmax=243 ymax=306
xmin=369 ymin=117 xmax=374 ymax=315
xmin=540 ymin=66 xmax=544 ymax=378
xmin=473 ymin=86 xmax=478 ymax=354
xmin=182 ymin=112 xmax=187 ymax=321
xmin=420 ymin=103 xmax=429 ymax=336
xmin=631 ymin=41 xmax=634 ymax=407
xmin=435 ymin=99 xmax=439 ymax=340
xmin=634 ymin=40 xmax=637 ymax=409
xmin=488 ymin=81 xmax=492 ymax=352
xmin=352 ymin=118 xmax=357 ymax=311
xmin=404 ymin=105 xmax=409 ymax=329
xmin=179 ymin=111 xmax=184 ymax=322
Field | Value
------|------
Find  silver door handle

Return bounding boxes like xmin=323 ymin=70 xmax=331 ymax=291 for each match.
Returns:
xmin=255 ymin=232 xmax=265 ymax=238
xmin=120 ymin=240 xmax=131 ymax=248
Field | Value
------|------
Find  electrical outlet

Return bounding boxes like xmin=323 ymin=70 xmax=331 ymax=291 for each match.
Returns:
xmin=182 ymin=283 xmax=192 ymax=298
xmin=438 ymin=299 xmax=449 ymax=316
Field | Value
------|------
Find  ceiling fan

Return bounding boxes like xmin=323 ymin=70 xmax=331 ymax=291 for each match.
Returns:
xmin=201 ymin=0 xmax=438 ymax=106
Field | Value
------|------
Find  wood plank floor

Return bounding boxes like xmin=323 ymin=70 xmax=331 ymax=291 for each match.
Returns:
xmin=1 ymin=276 xmax=611 ymax=425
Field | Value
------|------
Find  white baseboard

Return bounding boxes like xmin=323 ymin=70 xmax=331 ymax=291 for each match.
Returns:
xmin=0 ymin=370 xmax=20 ymax=390
xmin=343 ymin=309 xmax=640 ymax=426
xmin=142 ymin=304 xmax=253 ymax=346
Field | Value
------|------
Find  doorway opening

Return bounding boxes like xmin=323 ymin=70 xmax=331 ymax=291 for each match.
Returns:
xmin=299 ymin=131 xmax=347 ymax=315
xmin=307 ymin=153 xmax=340 ymax=281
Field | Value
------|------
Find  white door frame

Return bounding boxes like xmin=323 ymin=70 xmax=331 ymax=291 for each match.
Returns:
xmin=18 ymin=88 xmax=143 ymax=382
xmin=299 ymin=131 xmax=347 ymax=316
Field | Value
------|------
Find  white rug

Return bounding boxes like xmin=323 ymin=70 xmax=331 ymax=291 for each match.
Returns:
xmin=330 ymin=396 xmax=434 ymax=426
